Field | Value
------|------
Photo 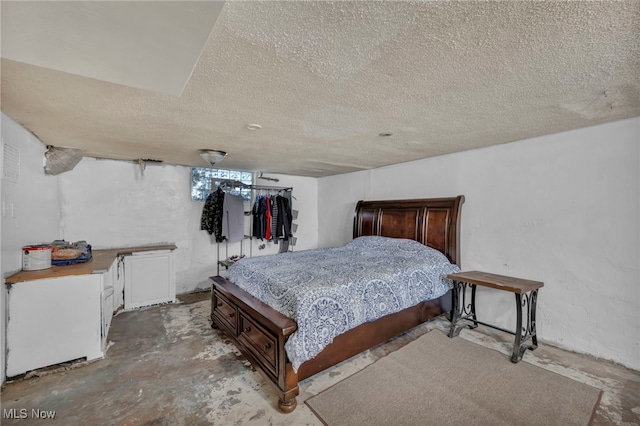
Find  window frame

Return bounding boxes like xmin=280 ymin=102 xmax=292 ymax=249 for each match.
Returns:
xmin=191 ymin=167 xmax=253 ymax=201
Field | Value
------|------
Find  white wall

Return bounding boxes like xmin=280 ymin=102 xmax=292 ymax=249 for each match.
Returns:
xmin=318 ymin=117 xmax=640 ymax=370
xmin=58 ymin=159 xmax=319 ymax=294
xmin=1 ymin=112 xmax=62 ymax=383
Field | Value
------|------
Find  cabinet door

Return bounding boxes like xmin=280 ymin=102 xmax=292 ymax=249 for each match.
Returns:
xmin=124 ymin=250 xmax=175 ymax=310
xmin=6 ymin=275 xmax=102 ymax=377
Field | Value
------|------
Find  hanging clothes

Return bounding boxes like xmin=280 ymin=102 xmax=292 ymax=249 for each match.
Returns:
xmin=275 ymin=194 xmax=293 ymax=241
xmin=251 ymin=192 xmax=292 ymax=245
xmin=270 ymin=196 xmax=279 ymax=241
xmin=263 ymin=196 xmax=271 ymax=240
xmin=251 ymin=196 xmax=259 ymax=239
xmin=200 ymin=187 xmax=225 ymax=242
xmin=252 ymin=195 xmax=267 ymax=240
xmin=203 ymin=183 xmax=295 ymax=252
xmin=221 ymin=192 xmax=245 ymax=243
xmin=276 ymin=192 xmax=293 ymax=253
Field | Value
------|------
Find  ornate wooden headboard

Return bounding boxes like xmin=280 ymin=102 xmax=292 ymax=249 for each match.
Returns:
xmin=353 ymin=196 xmax=464 ymax=266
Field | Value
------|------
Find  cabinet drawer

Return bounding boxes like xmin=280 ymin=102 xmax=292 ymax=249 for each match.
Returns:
xmin=212 ymin=291 xmax=237 ymax=332
xmin=239 ymin=313 xmax=277 ymax=375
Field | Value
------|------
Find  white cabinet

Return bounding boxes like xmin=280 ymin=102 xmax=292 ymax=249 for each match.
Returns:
xmin=4 ymin=245 xmax=176 ymax=378
xmin=5 ymin=268 xmax=113 ymax=378
xmin=123 ymin=250 xmax=175 ymax=310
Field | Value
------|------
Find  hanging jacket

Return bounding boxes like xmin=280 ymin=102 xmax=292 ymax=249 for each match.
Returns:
xmin=252 ymin=195 xmax=268 ymax=240
xmin=275 ymin=195 xmax=293 ymax=241
xmin=264 ymin=196 xmax=272 ymax=240
xmin=200 ymin=187 xmax=225 ymax=242
xmin=270 ymin=196 xmax=279 ymax=241
xmin=222 ymin=192 xmax=245 ymax=243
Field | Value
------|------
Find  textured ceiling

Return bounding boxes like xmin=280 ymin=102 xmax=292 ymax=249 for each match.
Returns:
xmin=1 ymin=1 xmax=224 ymax=96
xmin=1 ymin=1 xmax=639 ymax=177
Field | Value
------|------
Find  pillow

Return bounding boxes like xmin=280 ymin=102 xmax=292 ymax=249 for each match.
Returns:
xmin=348 ymin=235 xmax=446 ymax=257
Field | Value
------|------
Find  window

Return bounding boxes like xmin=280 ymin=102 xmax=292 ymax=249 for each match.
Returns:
xmin=191 ymin=168 xmax=253 ymax=201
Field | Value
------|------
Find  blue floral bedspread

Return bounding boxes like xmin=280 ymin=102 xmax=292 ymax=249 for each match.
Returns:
xmin=228 ymin=236 xmax=460 ymax=372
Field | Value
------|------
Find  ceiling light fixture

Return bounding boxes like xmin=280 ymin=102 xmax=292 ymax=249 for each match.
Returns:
xmin=199 ymin=149 xmax=227 ymax=167
xmin=245 ymin=123 xmax=262 ymax=131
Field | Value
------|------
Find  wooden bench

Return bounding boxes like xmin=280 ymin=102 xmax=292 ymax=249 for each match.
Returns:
xmin=446 ymin=270 xmax=544 ymax=363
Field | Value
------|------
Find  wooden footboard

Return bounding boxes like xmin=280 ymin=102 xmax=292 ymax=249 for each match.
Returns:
xmin=210 ymin=275 xmax=300 ymax=412
xmin=211 ymin=275 xmax=450 ymax=412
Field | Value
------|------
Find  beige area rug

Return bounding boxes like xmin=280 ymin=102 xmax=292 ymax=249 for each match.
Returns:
xmin=306 ymin=330 xmax=602 ymax=426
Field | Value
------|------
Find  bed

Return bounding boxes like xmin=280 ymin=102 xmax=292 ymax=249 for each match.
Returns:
xmin=210 ymin=196 xmax=464 ymax=412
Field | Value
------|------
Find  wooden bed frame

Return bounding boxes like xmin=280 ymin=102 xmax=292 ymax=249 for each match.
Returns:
xmin=210 ymin=196 xmax=464 ymax=412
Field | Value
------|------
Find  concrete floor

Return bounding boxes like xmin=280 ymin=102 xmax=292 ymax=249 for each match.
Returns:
xmin=1 ymin=290 xmax=639 ymax=425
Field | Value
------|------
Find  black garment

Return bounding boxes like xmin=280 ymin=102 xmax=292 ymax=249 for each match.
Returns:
xmin=270 ymin=196 xmax=279 ymax=241
xmin=252 ymin=195 xmax=267 ymax=240
xmin=200 ymin=188 xmax=225 ymax=242
xmin=275 ymin=195 xmax=293 ymax=241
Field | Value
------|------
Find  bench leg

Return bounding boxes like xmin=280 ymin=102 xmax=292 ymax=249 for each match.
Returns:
xmin=512 ymin=293 xmax=524 ymax=362
xmin=511 ymin=290 xmax=539 ymax=363
xmin=530 ymin=290 xmax=538 ymax=348
xmin=448 ymin=281 xmax=478 ymax=338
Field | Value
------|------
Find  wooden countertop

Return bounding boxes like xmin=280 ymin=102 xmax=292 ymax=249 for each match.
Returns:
xmin=5 ymin=244 xmax=177 ymax=284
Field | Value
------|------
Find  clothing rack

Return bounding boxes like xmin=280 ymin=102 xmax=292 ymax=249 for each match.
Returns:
xmin=212 ymin=178 xmax=295 ymax=270
xmin=216 ymin=179 xmax=292 ymax=193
